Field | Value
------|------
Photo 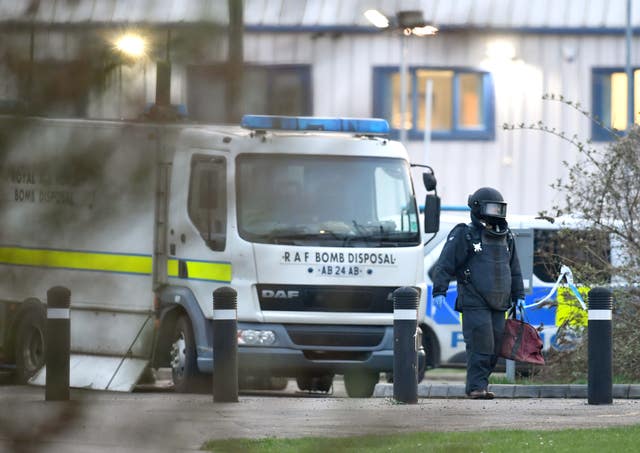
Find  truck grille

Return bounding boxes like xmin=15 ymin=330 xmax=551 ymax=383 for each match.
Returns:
xmin=257 ymin=284 xmax=398 ymax=313
xmin=285 ymin=324 xmax=386 ymax=347
xmin=302 ymin=351 xmax=372 ymax=361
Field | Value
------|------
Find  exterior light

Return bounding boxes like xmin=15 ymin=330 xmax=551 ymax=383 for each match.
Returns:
xmin=241 ymin=115 xmax=390 ymax=135
xmin=238 ymin=329 xmax=276 ymax=346
xmin=114 ymin=33 xmax=146 ymax=58
xmin=396 ymin=10 xmax=427 ymax=29
xmin=412 ymin=25 xmax=438 ymax=36
xmin=364 ymin=9 xmax=437 ymax=36
xmin=363 ymin=8 xmax=438 ymax=145
xmin=396 ymin=10 xmax=438 ymax=36
xmin=364 ymin=9 xmax=390 ymax=28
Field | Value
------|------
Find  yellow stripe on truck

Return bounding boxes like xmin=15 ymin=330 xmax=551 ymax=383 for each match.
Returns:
xmin=0 ymin=246 xmax=232 ymax=282
xmin=0 ymin=246 xmax=151 ymax=275
xmin=167 ymin=258 xmax=232 ymax=283
xmin=167 ymin=258 xmax=179 ymax=277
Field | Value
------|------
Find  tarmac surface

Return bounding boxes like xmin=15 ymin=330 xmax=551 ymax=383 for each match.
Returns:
xmin=2 ymin=374 xmax=640 ymax=453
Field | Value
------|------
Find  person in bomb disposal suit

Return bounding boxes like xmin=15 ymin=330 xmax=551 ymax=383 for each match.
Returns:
xmin=430 ymin=187 xmax=525 ymax=399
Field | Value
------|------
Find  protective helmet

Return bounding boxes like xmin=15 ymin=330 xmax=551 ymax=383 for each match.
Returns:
xmin=467 ymin=187 xmax=507 ymax=225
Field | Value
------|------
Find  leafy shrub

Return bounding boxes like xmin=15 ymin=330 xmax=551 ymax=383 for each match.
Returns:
xmin=507 ymin=98 xmax=640 ymax=383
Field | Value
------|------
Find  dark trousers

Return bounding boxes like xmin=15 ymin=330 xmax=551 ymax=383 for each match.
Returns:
xmin=462 ymin=309 xmax=506 ymax=394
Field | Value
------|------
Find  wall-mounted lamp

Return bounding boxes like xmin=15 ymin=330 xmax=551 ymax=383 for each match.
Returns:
xmin=114 ymin=33 xmax=147 ymax=59
xmin=411 ymin=25 xmax=439 ymax=37
xmin=396 ymin=10 xmax=437 ymax=35
xmin=111 ymin=30 xmax=178 ymax=119
xmin=364 ymin=9 xmax=438 ymax=143
xmin=365 ymin=9 xmax=439 ymax=36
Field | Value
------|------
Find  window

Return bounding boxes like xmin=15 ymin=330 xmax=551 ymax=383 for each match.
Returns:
xmin=188 ymin=155 xmax=227 ymax=251
xmin=236 ymin=154 xmax=420 ymax=247
xmin=373 ymin=67 xmax=494 ymax=140
xmin=187 ymin=64 xmax=311 ymax=123
xmin=17 ymin=60 xmax=91 ymax=117
xmin=592 ymin=68 xmax=640 ymax=140
xmin=533 ymin=229 xmax=610 ymax=284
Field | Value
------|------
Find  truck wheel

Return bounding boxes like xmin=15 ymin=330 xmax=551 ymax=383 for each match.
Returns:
xmin=240 ymin=375 xmax=289 ymax=391
xmin=15 ymin=310 xmax=46 ymax=384
xmin=269 ymin=377 xmax=289 ymax=391
xmin=344 ymin=371 xmax=379 ymax=398
xmin=170 ymin=315 xmax=203 ymax=393
xmin=296 ymin=374 xmax=334 ymax=393
xmin=421 ymin=326 xmax=440 ymax=370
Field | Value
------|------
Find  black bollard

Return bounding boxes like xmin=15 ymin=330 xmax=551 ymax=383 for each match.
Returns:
xmin=588 ymin=287 xmax=613 ymax=405
xmin=212 ymin=286 xmax=238 ymax=403
xmin=45 ymin=286 xmax=71 ymax=401
xmin=393 ymin=287 xmax=419 ymax=404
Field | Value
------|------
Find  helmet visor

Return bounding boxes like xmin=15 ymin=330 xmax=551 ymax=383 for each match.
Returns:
xmin=482 ymin=201 xmax=507 ymax=218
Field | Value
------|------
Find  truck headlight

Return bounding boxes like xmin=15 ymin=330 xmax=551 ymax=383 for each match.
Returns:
xmin=238 ymin=329 xmax=276 ymax=346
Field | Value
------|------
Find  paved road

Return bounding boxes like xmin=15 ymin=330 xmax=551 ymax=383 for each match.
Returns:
xmin=2 ymin=383 xmax=640 ymax=453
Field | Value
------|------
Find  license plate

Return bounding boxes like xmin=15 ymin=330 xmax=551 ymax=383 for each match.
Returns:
xmin=317 ymin=265 xmax=362 ymax=277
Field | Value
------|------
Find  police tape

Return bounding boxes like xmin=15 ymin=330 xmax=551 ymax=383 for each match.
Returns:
xmin=525 ymin=264 xmax=586 ymax=310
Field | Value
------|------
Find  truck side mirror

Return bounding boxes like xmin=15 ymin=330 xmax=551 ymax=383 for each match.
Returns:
xmin=424 ymin=194 xmax=441 ymax=234
xmin=423 ymin=172 xmax=437 ymax=192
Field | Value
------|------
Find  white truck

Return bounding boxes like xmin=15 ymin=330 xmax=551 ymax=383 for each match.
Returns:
xmin=0 ymin=115 xmax=439 ymax=396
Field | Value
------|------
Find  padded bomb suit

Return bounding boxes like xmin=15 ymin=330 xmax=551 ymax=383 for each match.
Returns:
xmin=431 ymin=218 xmax=525 ymax=395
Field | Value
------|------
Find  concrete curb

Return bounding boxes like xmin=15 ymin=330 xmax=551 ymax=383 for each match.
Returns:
xmin=373 ymin=383 xmax=640 ymax=398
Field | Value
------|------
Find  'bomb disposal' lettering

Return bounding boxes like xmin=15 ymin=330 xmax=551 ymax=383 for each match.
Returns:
xmin=7 ymin=166 xmax=75 ymax=206
xmin=281 ymin=250 xmax=397 ymax=266
xmin=14 ymin=189 xmax=73 ymax=205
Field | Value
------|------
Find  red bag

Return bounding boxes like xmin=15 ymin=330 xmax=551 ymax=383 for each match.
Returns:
xmin=499 ymin=307 xmax=545 ymax=365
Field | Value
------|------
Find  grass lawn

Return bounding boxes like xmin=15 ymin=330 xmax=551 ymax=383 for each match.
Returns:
xmin=203 ymin=425 xmax=640 ymax=452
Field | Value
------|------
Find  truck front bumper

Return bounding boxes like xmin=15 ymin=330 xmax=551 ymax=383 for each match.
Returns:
xmin=197 ymin=322 xmax=425 ymax=376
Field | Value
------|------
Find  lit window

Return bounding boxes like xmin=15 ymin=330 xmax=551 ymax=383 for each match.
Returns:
xmin=416 ymin=70 xmax=453 ymax=131
xmin=459 ymin=73 xmax=484 ymax=128
xmin=373 ymin=67 xmax=494 ymax=140
xmin=592 ymin=68 xmax=640 ymax=140
xmin=610 ymin=72 xmax=628 ymax=130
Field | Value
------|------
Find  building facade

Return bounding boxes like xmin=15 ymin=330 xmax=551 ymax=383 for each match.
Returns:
xmin=1 ymin=0 xmax=639 ymax=214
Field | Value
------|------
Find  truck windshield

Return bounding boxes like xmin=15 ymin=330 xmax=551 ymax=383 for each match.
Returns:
xmin=236 ymin=154 xmax=420 ymax=247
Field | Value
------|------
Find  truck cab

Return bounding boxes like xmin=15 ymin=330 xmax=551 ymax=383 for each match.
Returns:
xmin=156 ymin=115 xmax=438 ymax=396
